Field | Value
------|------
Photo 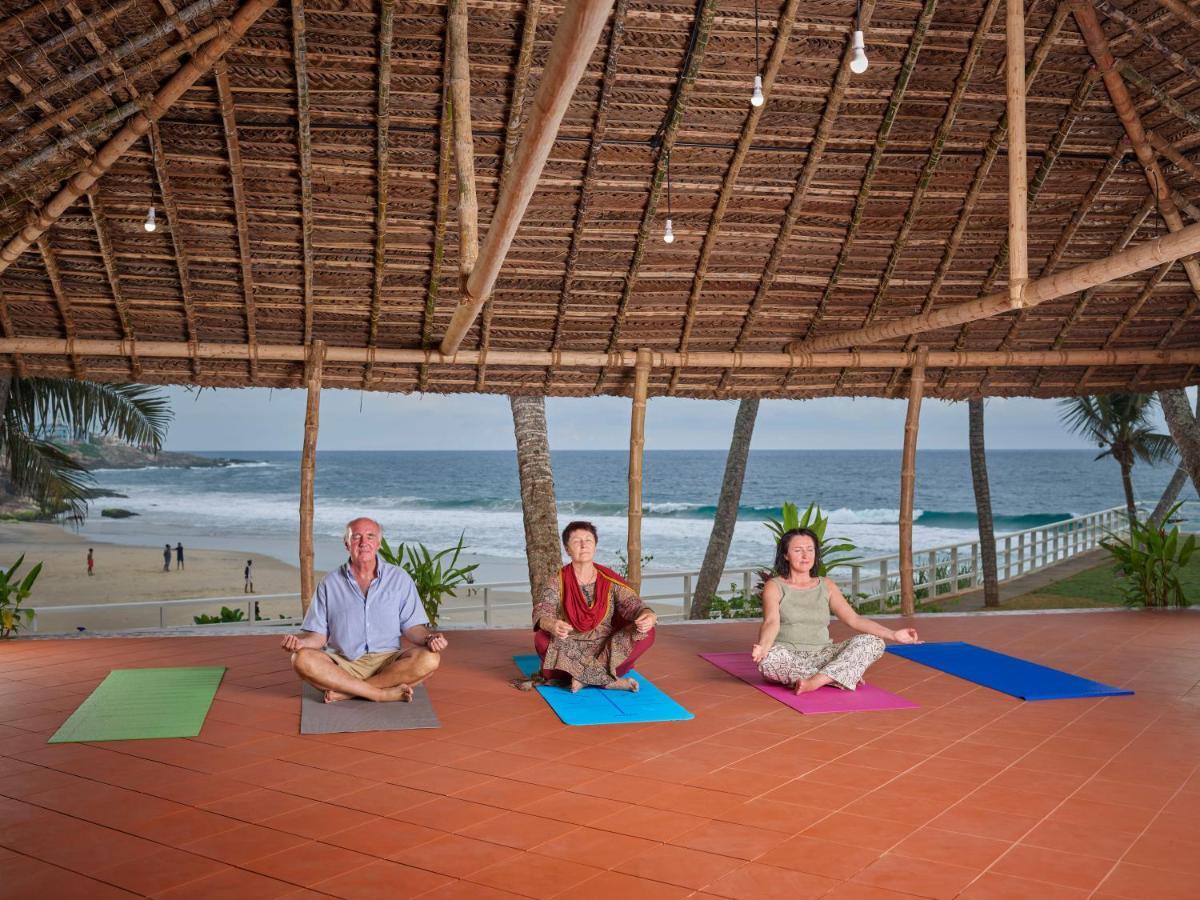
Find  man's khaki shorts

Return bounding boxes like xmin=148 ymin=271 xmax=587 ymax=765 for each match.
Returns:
xmin=327 ymin=649 xmax=405 ymax=680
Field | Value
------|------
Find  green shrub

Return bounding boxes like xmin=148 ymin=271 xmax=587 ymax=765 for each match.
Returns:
xmin=193 ymin=606 xmax=246 ymax=625
xmin=379 ymin=532 xmax=478 ymax=628
xmin=0 ymin=554 xmax=41 ymax=637
xmin=706 ymin=582 xmax=764 ymax=619
xmin=1101 ymin=504 xmax=1196 ymax=608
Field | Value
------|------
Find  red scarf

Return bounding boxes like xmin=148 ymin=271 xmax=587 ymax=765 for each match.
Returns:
xmin=559 ymin=563 xmax=629 ymax=633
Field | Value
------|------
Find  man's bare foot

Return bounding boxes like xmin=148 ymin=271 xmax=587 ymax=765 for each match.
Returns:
xmin=605 ymin=677 xmax=639 ymax=693
xmin=323 ymin=689 xmax=352 ymax=703
xmin=793 ymin=674 xmax=834 ymax=694
xmin=569 ymin=677 xmax=584 ymax=693
xmin=378 ymin=684 xmax=415 ymax=703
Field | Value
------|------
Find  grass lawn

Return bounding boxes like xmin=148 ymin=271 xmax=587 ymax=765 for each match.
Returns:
xmin=995 ymin=552 xmax=1200 ymax=610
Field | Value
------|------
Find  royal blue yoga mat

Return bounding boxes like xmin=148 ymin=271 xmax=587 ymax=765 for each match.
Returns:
xmin=887 ymin=641 xmax=1133 ymax=701
xmin=513 ymin=655 xmax=693 ymax=726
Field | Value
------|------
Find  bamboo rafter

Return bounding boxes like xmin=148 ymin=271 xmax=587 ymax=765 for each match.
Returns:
xmin=85 ymin=189 xmax=140 ymax=377
xmin=0 ymin=0 xmax=74 ymax=42
xmin=667 ymin=0 xmax=801 ymax=396
xmin=718 ymin=0 xmax=880 ymax=393
xmin=0 ymin=0 xmax=278 ymax=277
xmin=1152 ymin=0 xmax=1200 ymax=36
xmin=290 ymin=0 xmax=315 ymax=345
xmin=1078 ymin=258 xmax=1174 ymax=390
xmin=800 ymin=0 xmax=945 ymax=347
xmin=214 ymin=64 xmax=256 ymax=379
xmin=595 ymin=0 xmax=717 ymax=390
xmin=882 ymin=2 xmax=1070 ymax=395
xmin=363 ymin=0 xmax=394 ymax=390
xmin=36 ymin=235 xmax=81 ymax=378
xmin=1095 ymin=0 xmax=1200 ymax=83
xmin=148 ymin=124 xmax=200 ymax=377
xmin=1119 ymin=62 xmax=1200 ymax=135
xmin=0 ymin=0 xmax=135 ymax=89
xmin=0 ymin=289 xmax=23 ymax=376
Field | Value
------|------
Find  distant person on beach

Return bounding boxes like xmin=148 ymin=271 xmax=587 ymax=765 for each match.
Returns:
xmin=244 ymin=560 xmax=253 ymax=593
xmin=163 ymin=544 xmax=171 ymax=572
xmin=175 ymin=542 xmax=184 ymax=570
xmin=87 ymin=548 xmax=94 ymax=577
xmin=520 ymin=520 xmax=656 ymax=693
xmin=281 ymin=516 xmax=446 ymax=703
xmin=753 ymin=528 xmax=920 ymax=694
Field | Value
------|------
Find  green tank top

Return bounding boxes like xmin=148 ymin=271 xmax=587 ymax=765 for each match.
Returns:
xmin=773 ymin=576 xmax=832 ymax=652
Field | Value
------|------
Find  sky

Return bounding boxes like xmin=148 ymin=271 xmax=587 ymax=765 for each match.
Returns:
xmin=157 ymin=388 xmax=1184 ymax=452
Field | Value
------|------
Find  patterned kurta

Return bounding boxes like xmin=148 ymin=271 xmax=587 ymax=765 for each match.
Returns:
xmin=534 ymin=579 xmax=652 ymax=686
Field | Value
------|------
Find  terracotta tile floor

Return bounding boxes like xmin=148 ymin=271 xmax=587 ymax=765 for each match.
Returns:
xmin=2 ymin=610 xmax=1199 ymax=898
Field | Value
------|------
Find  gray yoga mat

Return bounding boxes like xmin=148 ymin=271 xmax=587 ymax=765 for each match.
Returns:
xmin=299 ymin=682 xmax=440 ymax=734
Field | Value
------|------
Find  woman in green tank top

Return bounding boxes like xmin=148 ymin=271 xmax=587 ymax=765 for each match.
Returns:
xmin=751 ymin=528 xmax=921 ymax=694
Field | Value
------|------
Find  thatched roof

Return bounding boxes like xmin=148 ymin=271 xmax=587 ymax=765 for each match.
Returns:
xmin=0 ymin=0 xmax=1198 ymax=400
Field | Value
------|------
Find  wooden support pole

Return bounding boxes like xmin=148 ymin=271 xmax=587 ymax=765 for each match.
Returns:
xmin=1007 ymin=0 xmax=1029 ymax=306
xmin=299 ymin=339 xmax=326 ymax=613
xmin=0 ymin=0 xmax=276 ymax=277
xmin=448 ymin=0 xmax=478 ymax=280
xmin=439 ymin=0 xmax=614 ymax=354
xmin=899 ymin=349 xmax=927 ymax=616
xmin=789 ymin=215 xmax=1200 ymax=352
xmin=626 ymin=347 xmax=652 ymax=592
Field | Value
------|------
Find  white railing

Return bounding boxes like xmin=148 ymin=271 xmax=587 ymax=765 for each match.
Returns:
xmin=26 ymin=505 xmax=1133 ymax=632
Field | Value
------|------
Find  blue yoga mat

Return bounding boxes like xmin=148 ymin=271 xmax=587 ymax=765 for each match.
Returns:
xmin=513 ymin=655 xmax=694 ymax=726
xmin=887 ymin=642 xmax=1133 ymax=701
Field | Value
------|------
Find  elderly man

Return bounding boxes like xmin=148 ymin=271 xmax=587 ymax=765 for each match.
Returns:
xmin=282 ymin=516 xmax=447 ymax=703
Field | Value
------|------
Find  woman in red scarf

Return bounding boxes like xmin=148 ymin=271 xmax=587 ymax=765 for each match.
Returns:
xmin=532 ymin=521 xmax=657 ymax=692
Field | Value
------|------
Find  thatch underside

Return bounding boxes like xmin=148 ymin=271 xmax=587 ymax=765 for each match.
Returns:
xmin=1 ymin=0 xmax=1198 ymax=400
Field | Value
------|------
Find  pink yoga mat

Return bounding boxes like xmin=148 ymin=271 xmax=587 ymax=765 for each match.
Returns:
xmin=701 ymin=652 xmax=919 ymax=714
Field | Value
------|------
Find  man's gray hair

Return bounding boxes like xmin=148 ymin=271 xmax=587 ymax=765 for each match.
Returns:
xmin=343 ymin=517 xmax=382 ymax=545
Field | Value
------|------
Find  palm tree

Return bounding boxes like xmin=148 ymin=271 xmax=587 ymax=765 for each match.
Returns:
xmin=1 ymin=376 xmax=171 ymax=520
xmin=968 ymin=399 xmax=999 ymax=608
xmin=1158 ymin=388 xmax=1200 ymax=504
xmin=509 ymin=395 xmax=561 ymax=603
xmin=691 ymin=398 xmax=759 ymax=619
xmin=1059 ymin=393 xmax=1175 ymax=527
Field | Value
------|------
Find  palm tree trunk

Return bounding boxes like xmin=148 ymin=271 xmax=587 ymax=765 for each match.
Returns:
xmin=1149 ymin=465 xmax=1187 ymax=527
xmin=0 ymin=373 xmax=9 ymax=422
xmin=510 ymin=395 xmax=560 ymax=604
xmin=1159 ymin=389 xmax=1200 ymax=499
xmin=1119 ymin=460 xmax=1137 ymax=527
xmin=691 ymin=398 xmax=759 ymax=620
xmin=968 ymin=399 xmax=1000 ymax=608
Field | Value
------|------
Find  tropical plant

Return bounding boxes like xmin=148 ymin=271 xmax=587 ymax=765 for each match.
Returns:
xmin=0 ymin=554 xmax=42 ymax=637
xmin=1 ymin=377 xmax=172 ymax=521
xmin=613 ymin=549 xmax=654 ymax=580
xmin=379 ymin=532 xmax=479 ymax=627
xmin=705 ymin=582 xmax=764 ymax=619
xmin=764 ymin=502 xmax=859 ymax=575
xmin=193 ymin=606 xmax=247 ymax=625
xmin=1101 ymin=504 xmax=1196 ymax=608
xmin=1058 ymin=393 xmax=1176 ymax=528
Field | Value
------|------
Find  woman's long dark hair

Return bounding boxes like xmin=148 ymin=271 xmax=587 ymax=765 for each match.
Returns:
xmin=774 ymin=528 xmax=821 ymax=578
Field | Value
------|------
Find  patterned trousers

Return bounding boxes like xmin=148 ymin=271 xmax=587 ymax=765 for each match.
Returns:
xmin=758 ymin=634 xmax=886 ymax=690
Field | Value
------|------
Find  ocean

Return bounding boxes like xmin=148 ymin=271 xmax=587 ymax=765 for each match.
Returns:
xmin=75 ymin=450 xmax=1199 ymax=580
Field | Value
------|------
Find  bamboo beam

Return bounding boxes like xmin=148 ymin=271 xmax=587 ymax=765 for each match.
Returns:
xmin=448 ymin=0 xmax=478 ymax=283
xmin=789 ymin=215 xmax=1200 ymax=352
xmin=1096 ymin=0 xmax=1200 ymax=82
xmin=148 ymin=124 xmax=201 ymax=378
xmin=0 ymin=0 xmax=277 ymax=277
xmin=0 ymin=0 xmax=134 ymax=89
xmin=290 ymin=0 xmax=315 ymax=345
xmin=1037 ymin=141 xmax=1126 ymax=280
xmin=626 ymin=347 xmax=652 ymax=592
xmin=722 ymin=0 xmax=880 ymax=392
xmin=483 ymin=0 xmax=542 ymax=391
xmin=668 ymin=0 xmax=801 ymax=395
xmin=299 ymin=339 xmax=325 ymax=614
xmin=417 ymin=13 xmax=455 ymax=392
xmin=596 ymin=0 xmax=717 ymax=390
xmin=800 ymin=0 xmax=946 ymax=345
xmin=0 ymin=0 xmax=73 ymax=41
xmin=1 ymin=98 xmax=149 ymax=187
xmin=881 ymin=2 xmax=1069 ymax=394
xmin=1151 ymin=0 xmax=1200 ymax=35
xmin=86 ymin=189 xmax=140 ymax=377
xmin=899 ymin=348 xmax=927 ymax=616
xmin=1072 ymin=0 xmax=1200 ymax=299
xmin=1119 ymin=61 xmax=1200 ymax=134
xmin=1149 ymin=130 xmax=1200 ymax=184
xmin=0 ymin=289 xmax=24 ymax=376
xmin=439 ymin=0 xmax=615 ymax=355
xmin=1077 ymin=258 xmax=1174 ymax=388
xmin=36 ymin=236 xmax=81 ymax=378
xmin=214 ymin=63 xmax=257 ymax=379
xmin=1007 ymin=0 xmax=1029 ymax=310
xmin=546 ymin=0 xmax=618 ymax=391
xmin=4 ymin=338 xmax=1200 ymax=370
xmin=363 ymin=0 xmax=394 ymax=389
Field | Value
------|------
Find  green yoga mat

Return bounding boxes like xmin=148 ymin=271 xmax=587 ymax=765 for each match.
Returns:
xmin=49 ymin=666 xmax=226 ymax=743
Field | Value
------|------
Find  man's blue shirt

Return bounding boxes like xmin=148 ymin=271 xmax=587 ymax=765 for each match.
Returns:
xmin=301 ymin=556 xmax=427 ymax=659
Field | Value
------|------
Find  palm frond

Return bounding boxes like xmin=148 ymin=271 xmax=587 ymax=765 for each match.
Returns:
xmin=7 ymin=379 xmax=172 ymax=450
xmin=1 ymin=422 xmax=92 ymax=520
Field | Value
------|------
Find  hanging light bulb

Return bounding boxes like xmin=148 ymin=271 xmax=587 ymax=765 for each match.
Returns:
xmin=662 ymin=151 xmax=675 ymax=244
xmin=143 ymin=206 xmax=157 ymax=233
xmin=663 ymin=218 xmax=675 ymax=244
xmin=849 ymin=0 xmax=868 ymax=74
xmin=750 ymin=0 xmax=764 ymax=107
